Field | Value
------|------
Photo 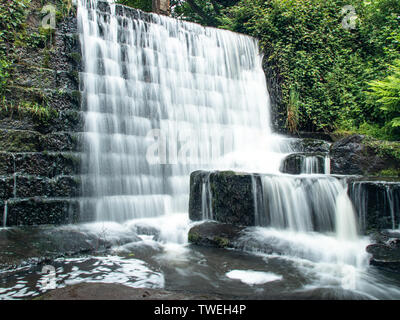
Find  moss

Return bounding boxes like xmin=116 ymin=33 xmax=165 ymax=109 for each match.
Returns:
xmin=213 ymin=236 xmax=229 ymax=248
xmin=0 ymin=100 xmax=59 ymax=126
xmin=365 ymin=139 xmax=400 ymax=163
xmin=42 ymin=49 xmax=51 ymax=68
xmin=68 ymin=52 xmax=81 ymax=64
xmin=188 ymin=231 xmax=200 ymax=243
xmin=376 ymin=169 xmax=400 ymax=177
xmin=0 ymin=129 xmax=41 ymax=152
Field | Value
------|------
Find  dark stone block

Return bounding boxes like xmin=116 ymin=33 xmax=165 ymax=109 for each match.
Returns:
xmin=14 ymin=175 xmax=80 ymax=198
xmin=0 ymin=177 xmax=14 ymax=200
xmin=2 ymin=198 xmax=79 ymax=227
xmin=39 ymin=132 xmax=81 ymax=152
xmin=14 ymin=152 xmax=81 ymax=179
xmin=0 ymin=153 xmax=15 ymax=175
xmin=189 ymin=170 xmax=256 ymax=226
xmin=0 ymin=129 xmax=42 ymax=152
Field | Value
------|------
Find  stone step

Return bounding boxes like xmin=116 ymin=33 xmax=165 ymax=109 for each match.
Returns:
xmin=189 ymin=170 xmax=400 ymax=234
xmin=0 ymin=152 xmax=81 ymax=178
xmin=0 ymin=110 xmax=84 ymax=134
xmin=0 ymin=129 xmax=81 ymax=152
xmin=10 ymin=64 xmax=78 ymax=92
xmin=4 ymin=86 xmax=81 ymax=113
xmin=0 ymin=174 xmax=80 ymax=200
xmin=0 ymin=198 xmax=79 ymax=227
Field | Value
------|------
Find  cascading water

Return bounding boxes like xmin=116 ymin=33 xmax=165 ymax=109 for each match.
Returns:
xmin=74 ymin=0 xmax=397 ymax=299
xmin=78 ymin=0 xmax=290 ymax=224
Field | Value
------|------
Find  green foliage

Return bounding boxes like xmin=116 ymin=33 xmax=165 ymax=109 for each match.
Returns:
xmin=0 ymin=59 xmax=10 ymax=94
xmin=171 ymin=0 xmax=240 ymax=26
xmin=0 ymin=99 xmax=58 ymax=122
xmin=377 ymin=168 xmax=400 ymax=177
xmin=0 ymin=0 xmax=30 ymax=94
xmin=364 ymin=135 xmax=400 ymax=162
xmin=176 ymin=0 xmax=400 ymax=140
xmin=286 ymin=86 xmax=300 ymax=133
xmin=116 ymin=0 xmax=153 ymax=12
xmin=367 ymin=60 xmax=400 ymax=129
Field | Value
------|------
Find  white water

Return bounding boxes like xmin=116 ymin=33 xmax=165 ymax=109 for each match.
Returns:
xmin=301 ymin=156 xmax=321 ymax=174
xmin=76 ymin=0 xmax=392 ymax=298
xmin=226 ymin=270 xmax=282 ymax=285
xmin=78 ymin=0 xmax=290 ymax=225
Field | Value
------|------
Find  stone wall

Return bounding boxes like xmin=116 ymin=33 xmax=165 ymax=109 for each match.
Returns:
xmin=0 ymin=1 xmax=82 ymax=227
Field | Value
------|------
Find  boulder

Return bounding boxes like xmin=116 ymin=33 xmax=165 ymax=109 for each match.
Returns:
xmin=329 ymin=135 xmax=400 ymax=175
xmin=0 ymin=225 xmax=118 ymax=271
xmin=188 ymin=221 xmax=245 ymax=248
xmin=366 ymin=231 xmax=400 ymax=273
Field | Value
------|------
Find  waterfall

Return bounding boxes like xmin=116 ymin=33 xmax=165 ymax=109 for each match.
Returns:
xmin=335 ymin=188 xmax=358 ymax=241
xmin=78 ymin=0 xmax=288 ymax=222
xmin=77 ymin=0 xmax=359 ymax=244
xmin=301 ymin=156 xmax=321 ymax=174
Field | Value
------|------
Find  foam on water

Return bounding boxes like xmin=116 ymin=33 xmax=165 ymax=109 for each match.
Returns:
xmin=226 ymin=270 xmax=282 ymax=285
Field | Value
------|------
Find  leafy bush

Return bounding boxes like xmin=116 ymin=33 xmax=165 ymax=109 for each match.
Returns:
xmin=367 ymin=60 xmax=400 ymax=129
xmin=0 ymin=0 xmax=30 ymax=94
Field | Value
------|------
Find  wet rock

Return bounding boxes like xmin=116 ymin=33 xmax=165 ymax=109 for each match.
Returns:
xmin=289 ymin=138 xmax=331 ymax=153
xmin=0 ymin=199 xmax=79 ymax=227
xmin=280 ymin=152 xmax=326 ymax=174
xmin=39 ymin=132 xmax=81 ymax=152
xmin=0 ymin=177 xmax=14 ymax=200
xmin=329 ymin=135 xmax=400 ymax=175
xmin=14 ymin=175 xmax=80 ymax=198
xmin=0 ymin=153 xmax=15 ymax=176
xmin=367 ymin=240 xmax=400 ymax=273
xmin=0 ymin=129 xmax=42 ymax=152
xmin=14 ymin=152 xmax=80 ymax=179
xmin=35 ymin=282 xmax=220 ymax=300
xmin=133 ymin=224 xmax=161 ymax=239
xmin=348 ymin=179 xmax=400 ymax=233
xmin=188 ymin=221 xmax=245 ymax=248
xmin=189 ymin=171 xmax=256 ymax=226
xmin=287 ymin=132 xmax=334 ymax=142
xmin=0 ymin=225 xmax=112 ymax=271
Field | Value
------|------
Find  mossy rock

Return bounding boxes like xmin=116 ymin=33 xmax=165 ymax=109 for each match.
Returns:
xmin=188 ymin=221 xmax=245 ymax=249
xmin=330 ymin=135 xmax=400 ymax=176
